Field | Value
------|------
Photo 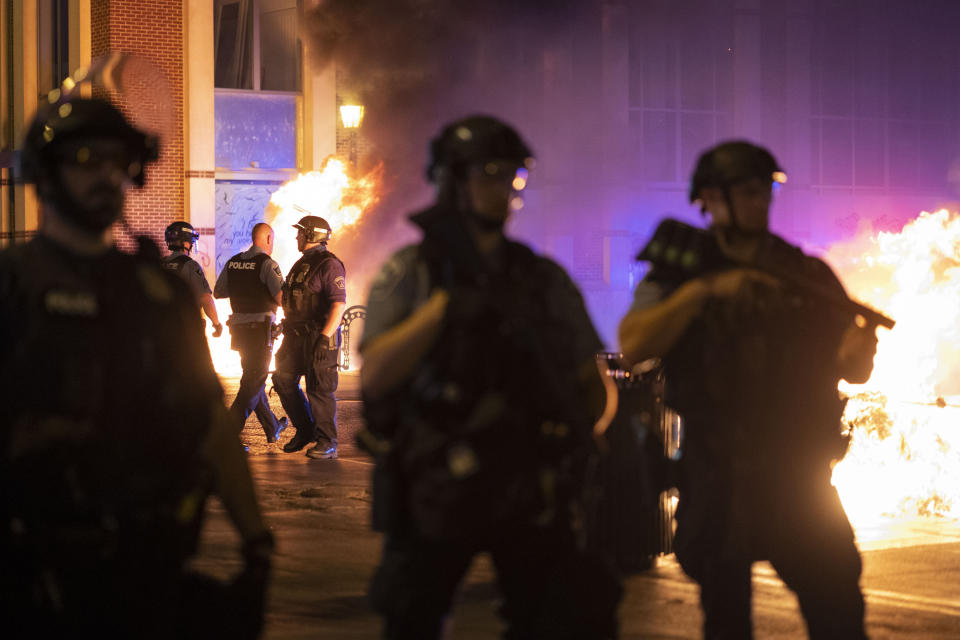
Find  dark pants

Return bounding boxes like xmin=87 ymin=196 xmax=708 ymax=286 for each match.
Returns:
xmin=272 ymin=326 xmax=339 ymax=447
xmin=369 ymin=525 xmax=621 ymax=640
xmin=229 ymin=322 xmax=282 ymax=438
xmin=675 ymin=470 xmax=866 ymax=640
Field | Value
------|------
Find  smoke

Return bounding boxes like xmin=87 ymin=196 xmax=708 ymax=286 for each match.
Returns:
xmin=302 ymin=0 xmax=599 ymax=314
xmin=303 ymin=0 xmax=592 ymax=209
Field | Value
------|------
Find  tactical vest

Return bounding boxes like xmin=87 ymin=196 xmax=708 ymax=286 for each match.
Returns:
xmin=161 ymin=252 xmax=191 ymax=274
xmin=372 ymin=240 xmax=595 ymax=541
xmin=0 ymin=237 xmax=216 ymax=575
xmin=281 ymin=248 xmax=344 ymax=326
xmin=224 ymin=252 xmax=276 ymax=314
xmin=644 ymin=232 xmax=848 ymax=466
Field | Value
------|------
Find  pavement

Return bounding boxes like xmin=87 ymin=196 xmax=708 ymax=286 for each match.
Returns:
xmin=191 ymin=372 xmax=960 ymax=639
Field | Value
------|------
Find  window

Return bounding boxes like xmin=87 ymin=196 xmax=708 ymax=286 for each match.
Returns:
xmin=627 ymin=0 xmax=734 ymax=187
xmin=215 ymin=0 xmax=301 ymax=92
xmin=810 ymin=1 xmax=957 ymax=193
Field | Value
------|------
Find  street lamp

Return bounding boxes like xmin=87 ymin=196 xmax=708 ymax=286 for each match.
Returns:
xmin=339 ymin=104 xmax=365 ymax=168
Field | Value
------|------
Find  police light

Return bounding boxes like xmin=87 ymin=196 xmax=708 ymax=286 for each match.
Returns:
xmin=512 ymin=167 xmax=529 ymax=191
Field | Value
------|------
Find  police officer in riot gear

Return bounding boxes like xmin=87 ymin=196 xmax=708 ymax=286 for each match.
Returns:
xmin=163 ymin=221 xmax=223 ymax=337
xmin=360 ymin=115 xmax=621 ymax=639
xmin=214 ymin=222 xmax=288 ymax=444
xmin=272 ymin=215 xmax=346 ymax=458
xmin=619 ymin=140 xmax=878 ymax=639
xmin=1 ymin=89 xmax=274 ymax=638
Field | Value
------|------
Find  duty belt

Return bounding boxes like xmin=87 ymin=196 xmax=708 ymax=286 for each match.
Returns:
xmin=229 ymin=320 xmax=271 ymax=330
xmin=284 ymin=323 xmax=319 ymax=338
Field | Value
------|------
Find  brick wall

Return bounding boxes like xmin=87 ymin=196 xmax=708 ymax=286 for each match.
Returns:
xmin=91 ymin=0 xmax=183 ymax=253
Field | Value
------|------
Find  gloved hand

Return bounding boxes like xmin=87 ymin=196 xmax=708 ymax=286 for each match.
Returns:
xmin=212 ymin=322 xmax=223 ymax=338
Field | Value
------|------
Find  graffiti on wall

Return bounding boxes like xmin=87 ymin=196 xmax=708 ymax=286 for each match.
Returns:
xmin=214 ymin=182 xmax=284 ymax=274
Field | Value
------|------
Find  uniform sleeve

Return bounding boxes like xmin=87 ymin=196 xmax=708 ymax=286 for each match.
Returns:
xmin=628 ymin=279 xmax=669 ymax=313
xmin=359 ymin=246 xmax=420 ymax=351
xmin=261 ymin=258 xmax=284 ymax=299
xmin=186 ymin=259 xmax=212 ymax=297
xmin=309 ymin=258 xmax=346 ymax=303
xmin=213 ymin=266 xmax=229 ymax=299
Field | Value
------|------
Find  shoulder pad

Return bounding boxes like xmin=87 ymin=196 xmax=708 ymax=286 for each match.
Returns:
xmin=636 ymin=218 xmax=724 ymax=274
xmin=321 ymin=250 xmax=345 ymax=270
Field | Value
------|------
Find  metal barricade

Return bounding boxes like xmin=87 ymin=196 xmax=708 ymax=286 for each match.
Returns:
xmin=584 ymin=354 xmax=681 ymax=574
xmin=338 ymin=304 xmax=366 ymax=371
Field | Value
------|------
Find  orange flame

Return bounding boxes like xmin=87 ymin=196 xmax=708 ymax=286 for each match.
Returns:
xmin=265 ymin=157 xmax=382 ymax=275
xmin=206 ymin=156 xmax=382 ymax=377
xmin=828 ymin=209 xmax=960 ymax=525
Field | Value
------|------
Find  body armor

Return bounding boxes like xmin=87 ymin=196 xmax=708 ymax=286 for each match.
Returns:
xmin=281 ymin=249 xmax=344 ymax=327
xmin=225 ymin=252 xmax=276 ymax=314
xmin=161 ymin=253 xmax=192 ymax=274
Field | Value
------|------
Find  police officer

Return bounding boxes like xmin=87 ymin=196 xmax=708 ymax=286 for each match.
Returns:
xmin=618 ymin=141 xmax=878 ymax=639
xmin=163 ymin=220 xmax=223 ymax=337
xmin=1 ymin=90 xmax=274 ymax=637
xmin=359 ymin=116 xmax=621 ymax=639
xmin=214 ymin=222 xmax=288 ymax=443
xmin=272 ymin=215 xmax=346 ymax=458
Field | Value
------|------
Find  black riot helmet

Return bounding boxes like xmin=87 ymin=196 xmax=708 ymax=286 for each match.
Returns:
xmin=20 ymin=98 xmax=159 ymax=234
xmin=293 ymin=215 xmax=332 ymax=244
xmin=689 ymin=140 xmax=786 ymax=204
xmin=164 ymin=221 xmax=200 ymax=251
xmin=20 ymin=98 xmax=159 ymax=189
xmin=427 ymin=115 xmax=534 ymax=186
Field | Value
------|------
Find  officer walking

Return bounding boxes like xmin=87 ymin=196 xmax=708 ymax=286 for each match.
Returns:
xmin=162 ymin=220 xmax=223 ymax=337
xmin=214 ymin=223 xmax=289 ymax=444
xmin=272 ymin=215 xmax=346 ymax=459
xmin=1 ymin=88 xmax=273 ymax=637
xmin=359 ymin=116 xmax=621 ymax=639
xmin=618 ymin=141 xmax=878 ymax=639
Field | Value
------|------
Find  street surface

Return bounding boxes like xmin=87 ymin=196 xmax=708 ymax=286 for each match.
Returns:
xmin=191 ymin=373 xmax=960 ymax=638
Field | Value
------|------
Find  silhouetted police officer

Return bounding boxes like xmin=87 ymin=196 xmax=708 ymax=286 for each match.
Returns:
xmin=273 ymin=216 xmax=346 ymax=459
xmin=0 ymin=89 xmax=273 ymax=638
xmin=619 ymin=141 xmax=878 ymax=639
xmin=360 ymin=116 xmax=621 ymax=639
xmin=214 ymin=222 xmax=288 ymax=444
xmin=162 ymin=221 xmax=223 ymax=337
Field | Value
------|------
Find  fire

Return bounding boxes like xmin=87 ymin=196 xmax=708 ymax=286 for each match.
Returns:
xmin=206 ymin=156 xmax=382 ymax=377
xmin=205 ymin=299 xmax=241 ymax=377
xmin=265 ymin=156 xmax=382 ymax=275
xmin=828 ymin=209 xmax=960 ymax=524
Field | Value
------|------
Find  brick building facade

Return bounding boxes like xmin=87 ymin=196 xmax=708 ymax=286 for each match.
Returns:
xmin=90 ymin=0 xmax=185 ymax=252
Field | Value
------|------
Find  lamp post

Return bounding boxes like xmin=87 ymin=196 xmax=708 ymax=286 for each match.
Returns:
xmin=339 ymin=104 xmax=365 ymax=169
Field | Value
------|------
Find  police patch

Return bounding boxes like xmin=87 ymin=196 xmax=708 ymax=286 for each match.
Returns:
xmin=335 ymin=276 xmax=346 ymax=290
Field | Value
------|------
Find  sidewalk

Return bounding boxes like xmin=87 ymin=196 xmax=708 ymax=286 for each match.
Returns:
xmin=201 ymin=376 xmax=708 ymax=639
xmin=195 ymin=376 xmax=508 ymax=638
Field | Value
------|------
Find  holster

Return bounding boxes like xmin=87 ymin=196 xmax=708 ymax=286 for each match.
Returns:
xmin=228 ymin=320 xmax=272 ymax=352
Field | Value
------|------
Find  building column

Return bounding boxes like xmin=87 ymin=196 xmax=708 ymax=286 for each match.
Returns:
xmin=6 ymin=0 xmax=40 ymax=243
xmin=1 ymin=0 xmax=9 ymax=245
xmin=184 ymin=0 xmax=217 ymax=280
xmin=69 ymin=0 xmax=91 ymax=79
xmin=300 ymin=36 xmax=337 ymax=171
